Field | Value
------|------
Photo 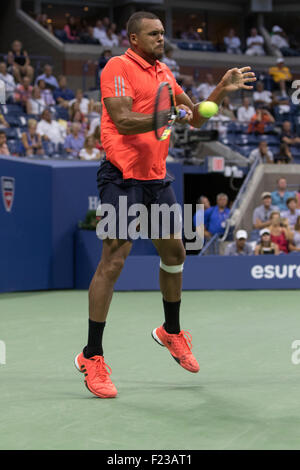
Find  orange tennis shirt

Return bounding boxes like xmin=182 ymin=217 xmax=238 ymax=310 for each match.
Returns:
xmin=100 ymin=48 xmax=184 ymax=180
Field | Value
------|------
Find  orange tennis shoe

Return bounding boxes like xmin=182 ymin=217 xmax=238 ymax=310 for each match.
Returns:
xmin=152 ymin=326 xmax=200 ymax=373
xmin=74 ymin=352 xmax=117 ymax=398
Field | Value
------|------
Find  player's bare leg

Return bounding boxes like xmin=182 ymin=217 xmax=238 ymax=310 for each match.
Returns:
xmin=89 ymin=238 xmax=132 ymax=322
xmin=151 ymin=235 xmax=200 ymax=373
xmin=152 ymin=235 xmax=185 ymax=303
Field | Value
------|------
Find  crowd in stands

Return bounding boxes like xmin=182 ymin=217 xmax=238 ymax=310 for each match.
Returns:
xmin=224 ymin=25 xmax=300 ymax=56
xmin=34 ymin=13 xmax=129 ymax=48
xmin=0 ymin=39 xmax=106 ymax=160
xmin=194 ymin=177 xmax=300 ymax=255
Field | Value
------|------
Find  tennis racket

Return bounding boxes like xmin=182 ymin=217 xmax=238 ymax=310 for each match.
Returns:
xmin=153 ymin=82 xmax=186 ymax=141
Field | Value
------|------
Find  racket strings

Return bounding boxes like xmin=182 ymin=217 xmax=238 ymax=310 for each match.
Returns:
xmin=155 ymin=85 xmax=172 ymax=138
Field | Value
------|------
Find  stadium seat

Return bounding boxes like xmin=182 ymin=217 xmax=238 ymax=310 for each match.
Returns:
xmin=176 ymin=41 xmax=216 ymax=52
xmin=42 ymin=141 xmax=56 ymax=157
xmin=5 ymin=115 xmax=21 ymax=127
xmin=260 ymin=134 xmax=279 ymax=144
xmin=219 ymin=134 xmax=236 ymax=146
xmin=54 ymin=29 xmax=69 ymax=43
xmin=3 ymin=128 xmax=18 ymax=140
xmin=237 ymin=145 xmax=256 ymax=157
xmin=54 ymin=106 xmax=69 ymax=121
xmin=1 ymin=104 xmax=23 ymax=115
xmin=236 ymin=133 xmax=262 ymax=146
xmin=7 ymin=139 xmax=21 ymax=155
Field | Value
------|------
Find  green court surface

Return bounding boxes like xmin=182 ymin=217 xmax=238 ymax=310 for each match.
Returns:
xmin=0 ymin=289 xmax=300 ymax=450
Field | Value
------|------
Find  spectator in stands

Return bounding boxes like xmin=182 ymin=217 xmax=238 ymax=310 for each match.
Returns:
xmin=87 ymin=102 xmax=101 ymax=136
xmin=78 ymin=19 xmax=99 ymax=45
xmin=37 ymin=79 xmax=55 ymax=107
xmin=69 ymin=89 xmax=91 ymax=115
xmin=63 ymin=123 xmax=85 ymax=158
xmin=100 ymin=24 xmax=119 ymax=48
xmin=219 ymin=96 xmax=236 ymax=120
xmin=162 ymin=48 xmax=180 ymax=79
xmin=97 ymin=49 xmax=112 ymax=82
xmin=224 ymin=230 xmax=253 ymax=255
xmin=79 ymin=135 xmax=102 ymax=161
xmin=245 ymin=28 xmax=265 ymax=56
xmin=204 ymin=193 xmax=230 ymax=239
xmin=26 ymin=86 xmax=46 ymax=116
xmin=36 ymin=108 xmax=66 ymax=144
xmin=281 ymin=216 xmax=295 ymax=242
xmin=6 ymin=51 xmax=21 ymax=83
xmin=64 ymin=16 xmax=80 ymax=43
xmin=271 ymin=25 xmax=300 ymax=57
xmin=280 ymin=120 xmax=300 ymax=145
xmin=53 ymin=75 xmax=75 ymax=107
xmin=247 ymin=108 xmax=275 ymax=134
xmin=297 ymin=186 xmax=300 ymax=209
xmin=269 ymin=210 xmax=290 ymax=253
xmin=20 ymin=118 xmax=43 ymax=157
xmin=197 ymin=195 xmax=211 ymax=211
xmin=274 ymin=142 xmax=293 ymax=164
xmin=68 ymin=105 xmax=88 ymax=137
xmin=197 ymin=73 xmax=216 ymax=100
xmin=0 ymin=130 xmax=10 ymax=155
xmin=14 ymin=76 xmax=33 ymax=110
xmin=119 ymin=27 xmax=130 ymax=47
xmin=254 ymin=228 xmax=280 ymax=255
xmin=0 ymin=62 xmax=16 ymax=102
xmin=224 ymin=28 xmax=242 ymax=54
xmin=35 ymin=64 xmax=59 ymax=90
xmin=271 ymin=177 xmax=296 ymax=211
xmin=36 ymin=13 xmax=53 ymax=34
xmin=93 ymin=19 xmax=109 ymax=44
xmin=253 ymin=192 xmax=279 ymax=230
xmin=181 ymin=26 xmax=202 ymax=41
xmin=281 ymin=197 xmax=300 ymax=228
xmin=0 ymin=113 xmax=9 ymax=129
xmin=253 ymin=81 xmax=273 ymax=109
xmin=92 ymin=125 xmax=104 ymax=154
xmin=289 ymin=216 xmax=300 ymax=252
xmin=249 ymin=140 xmax=274 ymax=165
xmin=268 ymin=58 xmax=292 ymax=96
xmin=237 ymin=97 xmax=255 ymax=122
xmin=9 ymin=40 xmax=34 ymax=83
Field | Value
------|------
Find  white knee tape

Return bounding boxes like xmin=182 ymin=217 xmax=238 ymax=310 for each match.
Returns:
xmin=160 ymin=260 xmax=184 ymax=273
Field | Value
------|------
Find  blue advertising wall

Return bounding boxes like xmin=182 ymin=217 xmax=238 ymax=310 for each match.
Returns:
xmin=75 ymin=230 xmax=300 ymax=290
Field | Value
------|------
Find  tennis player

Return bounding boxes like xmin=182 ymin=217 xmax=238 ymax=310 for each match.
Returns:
xmin=75 ymin=11 xmax=256 ymax=398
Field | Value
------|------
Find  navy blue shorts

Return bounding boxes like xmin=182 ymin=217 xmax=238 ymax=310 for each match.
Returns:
xmin=96 ymin=159 xmax=181 ymax=240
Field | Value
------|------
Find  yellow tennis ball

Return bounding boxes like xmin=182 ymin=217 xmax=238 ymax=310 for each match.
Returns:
xmin=198 ymin=101 xmax=218 ymax=118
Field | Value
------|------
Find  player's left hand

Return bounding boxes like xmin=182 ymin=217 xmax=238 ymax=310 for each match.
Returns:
xmin=220 ymin=67 xmax=256 ymax=92
xmin=175 ymin=104 xmax=193 ymax=124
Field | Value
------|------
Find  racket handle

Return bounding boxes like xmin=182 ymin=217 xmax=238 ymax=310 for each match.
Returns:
xmin=178 ymin=109 xmax=186 ymax=119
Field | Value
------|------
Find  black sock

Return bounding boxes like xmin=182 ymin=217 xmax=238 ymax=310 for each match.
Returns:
xmin=84 ymin=319 xmax=106 ymax=358
xmin=163 ymin=299 xmax=181 ymax=334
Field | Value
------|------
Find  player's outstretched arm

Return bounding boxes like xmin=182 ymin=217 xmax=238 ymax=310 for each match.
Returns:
xmin=177 ymin=66 xmax=256 ymax=129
